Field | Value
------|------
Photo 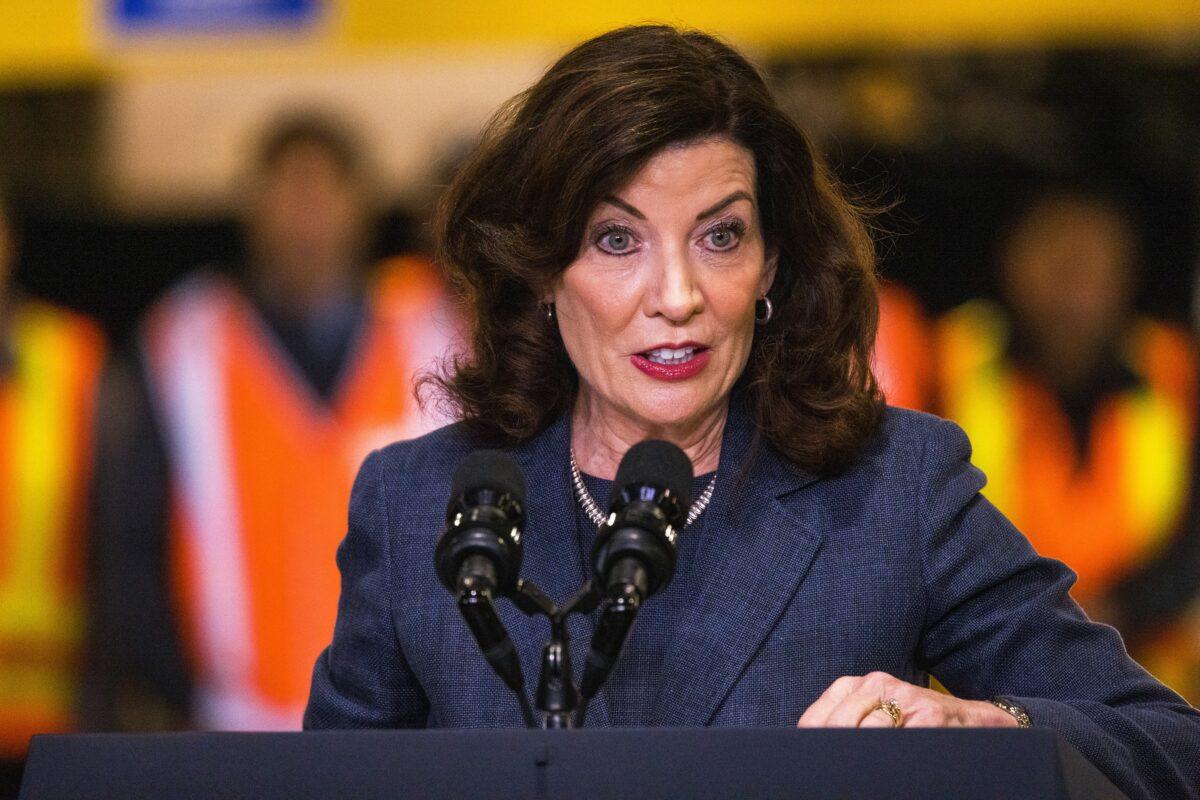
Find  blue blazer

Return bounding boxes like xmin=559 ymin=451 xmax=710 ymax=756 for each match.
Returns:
xmin=305 ymin=403 xmax=1200 ymax=800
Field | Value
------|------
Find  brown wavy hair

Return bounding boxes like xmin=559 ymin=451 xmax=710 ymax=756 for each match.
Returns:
xmin=431 ymin=24 xmax=884 ymax=475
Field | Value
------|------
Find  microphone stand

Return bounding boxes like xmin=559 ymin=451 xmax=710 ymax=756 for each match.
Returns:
xmin=455 ymin=566 xmax=538 ymax=728
xmin=575 ymin=579 xmax=641 ymax=726
xmin=509 ymin=579 xmax=602 ymax=729
xmin=454 ymin=568 xmax=649 ymax=729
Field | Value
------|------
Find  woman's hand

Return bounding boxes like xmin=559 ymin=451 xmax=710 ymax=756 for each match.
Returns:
xmin=796 ymin=672 xmax=1017 ymax=728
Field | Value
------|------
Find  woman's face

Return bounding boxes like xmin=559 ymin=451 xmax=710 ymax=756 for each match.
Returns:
xmin=552 ymin=136 xmax=775 ymax=433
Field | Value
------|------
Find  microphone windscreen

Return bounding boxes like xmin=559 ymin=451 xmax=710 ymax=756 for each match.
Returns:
xmin=451 ymin=450 xmax=527 ymax=503
xmin=613 ymin=440 xmax=694 ymax=507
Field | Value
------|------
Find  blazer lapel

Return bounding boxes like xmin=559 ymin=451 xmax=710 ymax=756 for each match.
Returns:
xmin=511 ymin=414 xmax=582 ymax=607
xmin=651 ymin=404 xmax=825 ymax=726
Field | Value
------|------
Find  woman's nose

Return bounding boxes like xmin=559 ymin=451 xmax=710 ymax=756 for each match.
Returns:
xmin=646 ymin=246 xmax=703 ymax=323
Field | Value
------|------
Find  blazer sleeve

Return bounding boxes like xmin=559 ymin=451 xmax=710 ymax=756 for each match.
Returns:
xmin=304 ymin=448 xmax=430 ymax=729
xmin=915 ymin=416 xmax=1200 ymax=800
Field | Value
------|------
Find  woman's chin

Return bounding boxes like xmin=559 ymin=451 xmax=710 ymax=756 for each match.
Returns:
xmin=618 ymin=388 xmax=724 ymax=434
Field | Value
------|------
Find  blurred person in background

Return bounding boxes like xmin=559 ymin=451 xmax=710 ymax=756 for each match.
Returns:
xmin=935 ymin=182 xmax=1200 ymax=702
xmin=0 ymin=192 xmax=106 ymax=797
xmin=874 ymin=282 xmax=934 ymax=411
xmin=84 ymin=112 xmax=457 ymax=731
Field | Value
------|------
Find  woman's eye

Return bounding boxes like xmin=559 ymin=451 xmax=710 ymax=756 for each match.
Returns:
xmin=597 ymin=228 xmax=637 ymax=254
xmin=705 ymin=225 xmax=742 ymax=251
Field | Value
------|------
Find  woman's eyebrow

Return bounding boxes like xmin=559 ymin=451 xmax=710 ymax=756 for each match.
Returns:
xmin=599 ymin=196 xmax=645 ymax=219
xmin=695 ymin=190 xmax=753 ymax=221
xmin=599 ymin=190 xmax=753 ymax=222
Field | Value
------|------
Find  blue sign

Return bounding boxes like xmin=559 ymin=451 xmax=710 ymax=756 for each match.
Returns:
xmin=111 ymin=0 xmax=321 ymax=33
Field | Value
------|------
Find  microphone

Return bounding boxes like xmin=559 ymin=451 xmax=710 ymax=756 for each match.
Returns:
xmin=435 ymin=450 xmax=534 ymax=725
xmin=580 ymin=440 xmax=693 ymax=707
xmin=435 ymin=450 xmax=526 ymax=596
xmin=591 ymin=439 xmax=692 ymax=599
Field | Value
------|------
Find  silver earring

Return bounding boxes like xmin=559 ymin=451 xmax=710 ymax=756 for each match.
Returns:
xmin=543 ymin=302 xmax=556 ymax=322
xmin=755 ymin=297 xmax=773 ymax=325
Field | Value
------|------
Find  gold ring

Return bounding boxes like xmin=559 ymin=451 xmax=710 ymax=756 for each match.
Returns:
xmin=876 ymin=698 xmax=903 ymax=728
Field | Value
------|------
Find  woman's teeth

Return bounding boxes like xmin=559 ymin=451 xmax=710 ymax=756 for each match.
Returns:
xmin=644 ymin=346 xmax=697 ymax=365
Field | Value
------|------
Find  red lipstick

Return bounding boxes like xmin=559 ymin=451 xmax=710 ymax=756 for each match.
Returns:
xmin=631 ymin=343 xmax=711 ymax=381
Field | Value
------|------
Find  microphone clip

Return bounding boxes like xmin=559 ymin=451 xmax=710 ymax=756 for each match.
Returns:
xmin=508 ymin=577 xmax=603 ymax=729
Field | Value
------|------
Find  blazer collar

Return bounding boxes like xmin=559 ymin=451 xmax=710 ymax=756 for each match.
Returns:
xmin=509 ymin=411 xmax=581 ymax=605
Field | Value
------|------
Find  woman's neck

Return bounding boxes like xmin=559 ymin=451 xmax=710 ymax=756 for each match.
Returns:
xmin=570 ymin=391 xmax=727 ymax=480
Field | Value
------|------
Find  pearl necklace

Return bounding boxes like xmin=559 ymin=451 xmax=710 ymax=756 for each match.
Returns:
xmin=569 ymin=449 xmax=718 ymax=529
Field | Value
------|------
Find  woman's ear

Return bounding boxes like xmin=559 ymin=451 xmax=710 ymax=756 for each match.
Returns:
xmin=759 ymin=251 xmax=779 ymax=297
xmin=539 ymin=272 xmax=565 ymax=306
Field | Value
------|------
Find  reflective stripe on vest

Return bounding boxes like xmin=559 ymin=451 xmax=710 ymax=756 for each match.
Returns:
xmin=144 ymin=261 xmax=456 ymax=730
xmin=936 ymin=300 xmax=1192 ymax=604
xmin=0 ymin=303 xmax=104 ymax=754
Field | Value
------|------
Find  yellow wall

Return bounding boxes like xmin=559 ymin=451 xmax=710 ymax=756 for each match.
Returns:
xmin=0 ymin=0 xmax=96 ymax=82
xmin=2 ymin=0 xmax=1200 ymax=86
xmin=342 ymin=0 xmax=1200 ymax=51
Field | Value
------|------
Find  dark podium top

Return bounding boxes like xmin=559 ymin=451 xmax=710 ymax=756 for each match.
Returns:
xmin=18 ymin=734 xmax=1123 ymax=800
xmin=20 ymin=728 xmax=1127 ymax=800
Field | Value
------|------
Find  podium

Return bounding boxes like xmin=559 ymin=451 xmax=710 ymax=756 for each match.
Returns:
xmin=19 ymin=728 xmax=1128 ymax=800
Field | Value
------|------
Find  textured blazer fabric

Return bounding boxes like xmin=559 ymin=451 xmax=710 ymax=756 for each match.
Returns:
xmin=305 ymin=403 xmax=1200 ymax=800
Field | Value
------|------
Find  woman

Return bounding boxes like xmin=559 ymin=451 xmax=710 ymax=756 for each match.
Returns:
xmin=305 ymin=25 xmax=1199 ymax=798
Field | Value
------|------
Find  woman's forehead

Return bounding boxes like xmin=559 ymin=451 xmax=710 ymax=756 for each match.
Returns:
xmin=602 ymin=138 xmax=758 ymax=210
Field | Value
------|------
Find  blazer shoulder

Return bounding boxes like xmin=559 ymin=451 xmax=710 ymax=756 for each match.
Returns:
xmin=853 ymin=406 xmax=974 ymax=481
xmin=370 ymin=420 xmax=482 ymax=488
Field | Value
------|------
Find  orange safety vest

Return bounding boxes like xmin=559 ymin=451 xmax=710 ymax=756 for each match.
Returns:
xmin=874 ymin=284 xmax=934 ymax=412
xmin=0 ymin=302 xmax=105 ymax=755
xmin=142 ymin=258 xmax=457 ymax=730
xmin=936 ymin=300 xmax=1195 ymax=606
